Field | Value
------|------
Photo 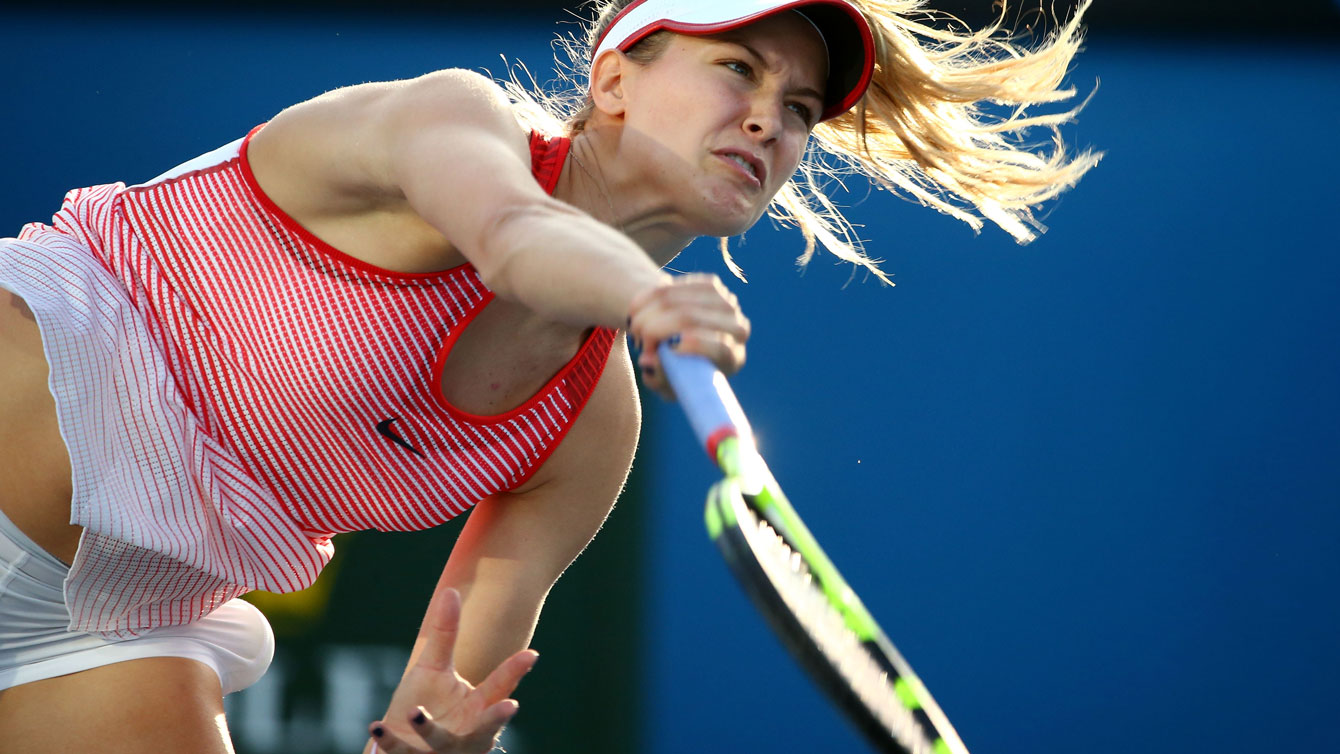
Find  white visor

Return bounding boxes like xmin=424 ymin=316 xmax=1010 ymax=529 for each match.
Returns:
xmin=591 ymin=0 xmax=876 ymax=121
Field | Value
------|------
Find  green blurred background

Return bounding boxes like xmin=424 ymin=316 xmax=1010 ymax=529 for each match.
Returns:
xmin=229 ymin=460 xmax=651 ymax=753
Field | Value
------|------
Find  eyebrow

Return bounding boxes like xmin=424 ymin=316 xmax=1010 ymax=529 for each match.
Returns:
xmin=719 ymin=37 xmax=825 ymax=103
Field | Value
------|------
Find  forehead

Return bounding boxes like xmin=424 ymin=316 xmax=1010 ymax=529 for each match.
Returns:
xmin=694 ymin=12 xmax=828 ymax=78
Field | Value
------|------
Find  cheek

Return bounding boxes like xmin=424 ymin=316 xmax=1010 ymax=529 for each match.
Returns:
xmin=630 ymin=86 xmax=712 ymax=144
xmin=772 ymin=137 xmax=810 ymax=188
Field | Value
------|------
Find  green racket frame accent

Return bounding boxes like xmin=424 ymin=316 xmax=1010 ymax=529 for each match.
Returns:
xmin=707 ymin=435 xmax=970 ymax=754
xmin=659 ymin=342 xmax=968 ymax=754
xmin=893 ymin=678 xmax=923 ymax=710
xmin=714 ymin=436 xmax=880 ymax=639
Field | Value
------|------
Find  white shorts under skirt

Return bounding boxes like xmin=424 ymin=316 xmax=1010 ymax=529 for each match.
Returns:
xmin=0 ymin=507 xmax=274 ymax=695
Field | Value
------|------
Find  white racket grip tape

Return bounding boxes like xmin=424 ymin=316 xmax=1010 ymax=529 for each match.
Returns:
xmin=658 ymin=342 xmax=754 ymax=457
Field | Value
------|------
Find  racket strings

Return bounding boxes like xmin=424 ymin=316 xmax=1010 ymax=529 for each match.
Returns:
xmin=744 ymin=512 xmax=936 ymax=754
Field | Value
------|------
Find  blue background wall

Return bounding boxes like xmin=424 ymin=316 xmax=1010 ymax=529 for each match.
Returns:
xmin=644 ymin=40 xmax=1340 ymax=754
xmin=2 ymin=8 xmax=1336 ymax=754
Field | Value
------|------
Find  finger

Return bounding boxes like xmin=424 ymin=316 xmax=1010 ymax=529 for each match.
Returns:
xmin=631 ymin=282 xmax=738 ymax=319
xmin=458 ymin=699 xmax=521 ymax=751
xmin=637 ymin=352 xmax=675 ymax=401
xmin=638 ymin=348 xmax=660 ymax=374
xmin=408 ymin=706 xmax=470 ymax=754
xmin=665 ymin=329 xmax=748 ymax=376
xmin=627 ymin=276 xmax=741 ymax=339
xmin=633 ymin=306 xmax=750 ymax=354
xmin=480 ymin=698 xmax=521 ymax=731
xmin=472 ymin=649 xmax=538 ymax=705
xmin=641 ymin=326 xmax=746 ymax=380
xmin=369 ymin=721 xmax=428 ymax=754
xmin=413 ymin=585 xmax=462 ymax=672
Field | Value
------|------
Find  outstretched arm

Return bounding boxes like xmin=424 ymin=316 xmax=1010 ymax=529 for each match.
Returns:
xmin=367 ymin=340 xmax=641 ymax=751
xmin=381 ymin=72 xmax=671 ymax=333
xmin=254 ymin=69 xmax=667 ymax=332
xmin=251 ymin=70 xmax=749 ymax=387
xmin=377 ymin=72 xmax=752 ymax=386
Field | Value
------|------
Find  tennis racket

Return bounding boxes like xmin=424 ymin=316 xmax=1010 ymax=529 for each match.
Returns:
xmin=659 ymin=343 xmax=970 ymax=754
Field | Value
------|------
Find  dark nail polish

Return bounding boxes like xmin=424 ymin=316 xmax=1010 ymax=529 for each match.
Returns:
xmin=412 ymin=710 xmax=427 ymax=726
xmin=667 ymin=334 xmax=681 ymax=348
xmin=371 ymin=726 xmax=385 ymax=739
xmin=642 ymin=365 xmax=656 ymax=377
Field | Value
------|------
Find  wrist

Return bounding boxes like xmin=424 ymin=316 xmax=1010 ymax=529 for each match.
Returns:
xmin=625 ymin=274 xmax=672 ymax=325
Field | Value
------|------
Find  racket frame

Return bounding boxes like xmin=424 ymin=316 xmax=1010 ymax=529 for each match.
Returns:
xmin=659 ymin=344 xmax=969 ymax=754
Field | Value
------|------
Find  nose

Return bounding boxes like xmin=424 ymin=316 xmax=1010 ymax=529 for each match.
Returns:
xmin=742 ymin=97 xmax=784 ymax=144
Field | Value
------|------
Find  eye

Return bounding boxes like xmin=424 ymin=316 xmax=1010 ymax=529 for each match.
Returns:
xmin=722 ymin=60 xmax=753 ymax=78
xmin=787 ymin=102 xmax=815 ymax=125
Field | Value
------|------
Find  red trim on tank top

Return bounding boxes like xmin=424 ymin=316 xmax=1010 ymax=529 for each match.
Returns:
xmin=430 ymin=317 xmax=611 ymax=425
xmin=502 ymin=332 xmax=616 ymax=491
xmin=237 ymin=124 xmax=469 ymax=282
xmin=434 ymin=130 xmax=614 ymax=489
xmin=430 ymin=131 xmax=614 ymax=428
xmin=529 ymin=130 xmax=571 ymax=195
xmin=238 ymin=120 xmax=611 ymax=481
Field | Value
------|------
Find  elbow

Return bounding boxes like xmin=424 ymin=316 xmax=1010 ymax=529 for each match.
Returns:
xmin=471 ymin=203 xmax=533 ymax=297
xmin=471 ymin=200 xmax=569 ymax=299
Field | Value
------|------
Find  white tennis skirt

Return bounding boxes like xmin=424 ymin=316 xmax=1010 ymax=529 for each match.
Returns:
xmin=0 ymin=227 xmax=274 ymax=694
xmin=0 ymin=505 xmax=273 ymax=695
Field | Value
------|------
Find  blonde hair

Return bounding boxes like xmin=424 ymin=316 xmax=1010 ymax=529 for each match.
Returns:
xmin=505 ymin=0 xmax=1102 ymax=284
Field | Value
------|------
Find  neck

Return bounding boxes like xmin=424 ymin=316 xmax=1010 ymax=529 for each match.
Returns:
xmin=555 ymin=125 xmax=696 ymax=269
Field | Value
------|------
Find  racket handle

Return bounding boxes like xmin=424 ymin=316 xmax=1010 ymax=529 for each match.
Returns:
xmin=657 ymin=342 xmax=753 ymax=458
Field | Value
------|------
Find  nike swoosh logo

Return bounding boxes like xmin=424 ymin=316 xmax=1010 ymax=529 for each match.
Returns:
xmin=375 ymin=417 xmax=425 ymax=458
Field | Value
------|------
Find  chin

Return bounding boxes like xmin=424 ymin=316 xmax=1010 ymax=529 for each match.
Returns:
xmin=691 ymin=213 xmax=760 ymax=239
xmin=695 ymin=190 xmax=769 ymax=237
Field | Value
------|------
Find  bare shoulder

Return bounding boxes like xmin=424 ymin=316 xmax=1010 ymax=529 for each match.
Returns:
xmin=250 ymin=68 xmax=528 ymax=211
xmin=244 ymin=69 xmax=535 ymax=272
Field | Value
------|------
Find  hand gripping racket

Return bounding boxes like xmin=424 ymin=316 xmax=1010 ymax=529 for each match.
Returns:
xmin=659 ymin=344 xmax=970 ymax=754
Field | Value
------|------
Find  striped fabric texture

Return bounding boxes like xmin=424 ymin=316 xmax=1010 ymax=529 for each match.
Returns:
xmin=0 ymin=128 xmax=615 ymax=637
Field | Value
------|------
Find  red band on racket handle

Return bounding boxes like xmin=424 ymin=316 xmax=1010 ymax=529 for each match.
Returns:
xmin=658 ymin=343 xmax=752 ymax=458
xmin=704 ymin=426 xmax=738 ymax=461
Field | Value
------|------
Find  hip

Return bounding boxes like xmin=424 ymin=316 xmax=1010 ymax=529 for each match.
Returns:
xmin=0 ymin=276 xmax=80 ymax=565
xmin=0 ymin=506 xmax=274 ymax=696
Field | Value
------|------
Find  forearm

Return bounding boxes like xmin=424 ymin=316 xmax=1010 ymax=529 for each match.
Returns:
xmin=478 ymin=201 xmax=671 ymax=330
xmin=449 ymin=572 xmax=545 ymax=685
xmin=390 ymin=550 xmax=548 ymax=692
xmin=374 ymin=75 xmax=671 ymax=329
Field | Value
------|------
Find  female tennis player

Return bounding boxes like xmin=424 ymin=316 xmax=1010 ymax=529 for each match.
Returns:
xmin=0 ymin=1 xmax=1097 ymax=752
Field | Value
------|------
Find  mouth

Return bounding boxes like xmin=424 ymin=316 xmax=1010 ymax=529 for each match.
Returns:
xmin=714 ymin=149 xmax=766 ymax=189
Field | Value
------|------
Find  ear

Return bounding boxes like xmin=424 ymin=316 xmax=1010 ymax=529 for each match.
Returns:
xmin=590 ymin=49 xmax=630 ymax=118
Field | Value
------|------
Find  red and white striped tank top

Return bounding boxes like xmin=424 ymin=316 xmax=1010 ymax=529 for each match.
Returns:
xmin=5 ymin=126 xmax=616 ymax=636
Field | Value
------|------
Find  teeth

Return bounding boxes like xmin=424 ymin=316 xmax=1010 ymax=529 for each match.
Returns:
xmin=726 ymin=154 xmax=757 ymax=179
